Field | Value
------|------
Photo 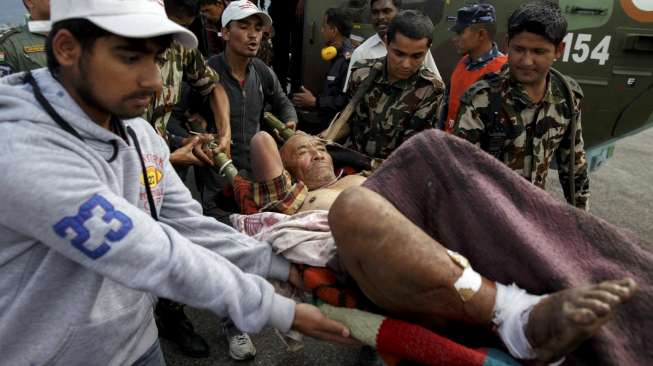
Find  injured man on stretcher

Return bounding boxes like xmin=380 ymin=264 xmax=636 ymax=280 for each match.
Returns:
xmin=217 ymin=129 xmax=651 ymax=365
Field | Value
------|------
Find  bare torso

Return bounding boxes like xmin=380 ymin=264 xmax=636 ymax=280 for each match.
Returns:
xmin=297 ymin=174 xmax=367 ymax=212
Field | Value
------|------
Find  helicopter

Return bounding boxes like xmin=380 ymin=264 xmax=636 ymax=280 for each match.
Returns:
xmin=298 ymin=0 xmax=653 ymax=170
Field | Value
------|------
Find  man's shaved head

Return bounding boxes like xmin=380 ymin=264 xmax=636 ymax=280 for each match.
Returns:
xmin=280 ymin=133 xmax=337 ymax=190
xmin=279 ymin=132 xmax=313 ymax=164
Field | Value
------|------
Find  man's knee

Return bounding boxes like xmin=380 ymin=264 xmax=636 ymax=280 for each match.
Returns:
xmin=250 ymin=131 xmax=283 ymax=181
xmin=250 ymin=131 xmax=276 ymax=154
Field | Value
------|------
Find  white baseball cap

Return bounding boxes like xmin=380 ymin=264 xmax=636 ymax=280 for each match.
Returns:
xmin=28 ymin=0 xmax=198 ymax=48
xmin=222 ymin=0 xmax=272 ymax=28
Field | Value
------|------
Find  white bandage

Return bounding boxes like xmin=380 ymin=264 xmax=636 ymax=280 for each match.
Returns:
xmin=453 ymin=267 xmax=482 ymax=302
xmin=447 ymin=250 xmax=482 ymax=302
xmin=492 ymin=283 xmax=544 ymax=360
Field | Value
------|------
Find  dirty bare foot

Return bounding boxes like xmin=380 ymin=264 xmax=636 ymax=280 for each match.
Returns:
xmin=526 ymin=278 xmax=637 ymax=364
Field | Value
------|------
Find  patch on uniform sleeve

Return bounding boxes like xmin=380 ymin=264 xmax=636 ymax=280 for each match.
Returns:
xmin=53 ymin=194 xmax=133 ymax=260
xmin=0 ymin=65 xmax=12 ymax=77
xmin=0 ymin=51 xmax=5 ymax=62
xmin=24 ymin=44 xmax=46 ymax=54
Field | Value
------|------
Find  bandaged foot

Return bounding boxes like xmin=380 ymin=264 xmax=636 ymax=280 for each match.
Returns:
xmin=492 ymin=283 xmax=544 ymax=361
xmin=493 ymin=278 xmax=637 ymax=364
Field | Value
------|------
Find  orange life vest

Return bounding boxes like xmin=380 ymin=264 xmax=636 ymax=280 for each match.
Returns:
xmin=445 ymin=54 xmax=508 ymax=132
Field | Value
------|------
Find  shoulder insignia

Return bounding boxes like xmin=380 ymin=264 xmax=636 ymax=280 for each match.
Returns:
xmin=23 ymin=44 xmax=45 ymax=54
xmin=0 ymin=51 xmax=4 ymax=62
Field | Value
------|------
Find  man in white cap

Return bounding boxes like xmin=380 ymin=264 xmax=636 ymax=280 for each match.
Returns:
xmin=199 ymin=3 xmax=299 ymax=358
xmin=196 ymin=1 xmax=297 ymax=225
xmin=0 ymin=1 xmax=354 ymax=365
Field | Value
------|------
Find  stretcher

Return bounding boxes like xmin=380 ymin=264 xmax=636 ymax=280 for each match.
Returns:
xmin=203 ymin=122 xmax=520 ymax=365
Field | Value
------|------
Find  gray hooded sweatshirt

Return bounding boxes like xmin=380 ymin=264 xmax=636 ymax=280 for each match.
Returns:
xmin=0 ymin=69 xmax=295 ymax=365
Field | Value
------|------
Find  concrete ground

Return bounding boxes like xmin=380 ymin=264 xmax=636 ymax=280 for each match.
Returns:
xmin=164 ymin=128 xmax=653 ymax=366
xmin=547 ymin=128 xmax=653 ymax=242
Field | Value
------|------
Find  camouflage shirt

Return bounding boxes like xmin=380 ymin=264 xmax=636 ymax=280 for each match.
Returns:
xmin=144 ymin=41 xmax=219 ymax=137
xmin=454 ymin=66 xmax=590 ymax=210
xmin=0 ymin=24 xmax=47 ymax=77
xmin=347 ymin=57 xmax=444 ymax=159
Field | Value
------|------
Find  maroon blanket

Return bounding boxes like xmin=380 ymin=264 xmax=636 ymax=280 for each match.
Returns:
xmin=363 ymin=129 xmax=652 ymax=365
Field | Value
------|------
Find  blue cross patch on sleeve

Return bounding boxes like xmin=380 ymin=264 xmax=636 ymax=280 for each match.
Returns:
xmin=53 ymin=194 xmax=133 ymax=260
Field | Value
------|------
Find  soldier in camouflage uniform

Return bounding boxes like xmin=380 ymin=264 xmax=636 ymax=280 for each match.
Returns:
xmin=345 ymin=10 xmax=443 ymax=159
xmin=454 ymin=1 xmax=590 ymax=210
xmin=144 ymin=0 xmax=231 ymax=167
xmin=0 ymin=0 xmax=49 ymax=77
xmin=144 ymin=41 xmax=222 ymax=138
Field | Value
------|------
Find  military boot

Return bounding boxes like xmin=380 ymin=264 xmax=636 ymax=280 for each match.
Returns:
xmin=155 ymin=299 xmax=210 ymax=358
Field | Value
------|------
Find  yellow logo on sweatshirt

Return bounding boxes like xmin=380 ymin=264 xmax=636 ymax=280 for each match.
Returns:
xmin=140 ymin=166 xmax=163 ymax=188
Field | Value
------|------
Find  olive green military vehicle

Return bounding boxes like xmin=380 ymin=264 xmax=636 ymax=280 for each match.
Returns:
xmin=298 ymin=0 xmax=653 ymax=170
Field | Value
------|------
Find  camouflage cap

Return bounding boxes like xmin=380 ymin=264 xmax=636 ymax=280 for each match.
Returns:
xmin=449 ymin=3 xmax=496 ymax=33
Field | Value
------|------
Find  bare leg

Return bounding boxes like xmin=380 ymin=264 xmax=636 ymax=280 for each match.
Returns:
xmin=250 ymin=131 xmax=283 ymax=182
xmin=329 ymin=186 xmax=637 ymax=362
xmin=329 ymin=186 xmax=497 ymax=327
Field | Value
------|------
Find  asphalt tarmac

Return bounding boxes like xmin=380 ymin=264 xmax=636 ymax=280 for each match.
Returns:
xmin=164 ymin=128 xmax=653 ymax=366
